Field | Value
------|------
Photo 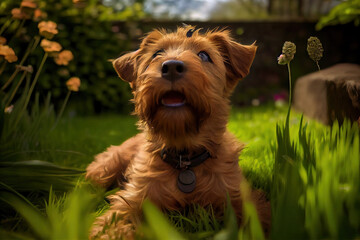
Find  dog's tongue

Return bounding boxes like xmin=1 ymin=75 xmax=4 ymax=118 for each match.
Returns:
xmin=162 ymin=91 xmax=185 ymax=107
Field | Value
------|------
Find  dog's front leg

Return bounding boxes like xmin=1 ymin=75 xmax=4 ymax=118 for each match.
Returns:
xmin=90 ymin=188 xmax=143 ymax=240
xmin=86 ymin=133 xmax=144 ymax=188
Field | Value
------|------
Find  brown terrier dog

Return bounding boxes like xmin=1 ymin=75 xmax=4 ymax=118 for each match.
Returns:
xmin=86 ymin=26 xmax=269 ymax=239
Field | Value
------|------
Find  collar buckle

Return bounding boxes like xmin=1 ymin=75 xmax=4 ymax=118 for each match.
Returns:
xmin=179 ymin=155 xmax=191 ymax=169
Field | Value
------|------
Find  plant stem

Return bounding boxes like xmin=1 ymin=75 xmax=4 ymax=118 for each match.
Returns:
xmin=52 ymin=90 xmax=71 ymax=130
xmin=14 ymin=19 xmax=26 ymax=38
xmin=316 ymin=61 xmax=321 ymax=71
xmin=1 ymin=36 xmax=39 ymax=91
xmin=23 ymin=52 xmax=48 ymax=110
xmin=0 ymin=61 xmax=7 ymax=75
xmin=5 ymin=71 xmax=27 ymax=107
xmin=286 ymin=62 xmax=292 ymax=125
xmin=0 ymin=18 xmax=12 ymax=36
xmin=31 ymin=36 xmax=41 ymax=52
xmin=7 ymin=19 xmax=26 ymax=44
xmin=287 ymin=62 xmax=292 ymax=106
xmin=2 ymin=68 xmax=20 ymax=91
xmin=12 ymin=52 xmax=48 ymax=129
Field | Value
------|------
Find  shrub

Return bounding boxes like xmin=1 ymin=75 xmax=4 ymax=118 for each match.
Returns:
xmin=0 ymin=0 xmax=145 ymax=114
xmin=316 ymin=0 xmax=360 ymax=30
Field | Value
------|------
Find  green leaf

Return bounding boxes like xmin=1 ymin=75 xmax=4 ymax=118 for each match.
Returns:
xmin=0 ymin=183 xmax=51 ymax=239
xmin=142 ymin=200 xmax=185 ymax=240
xmin=0 ymin=160 xmax=84 ymax=192
xmin=214 ymin=196 xmax=238 ymax=240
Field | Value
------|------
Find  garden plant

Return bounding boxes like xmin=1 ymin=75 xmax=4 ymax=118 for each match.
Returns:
xmin=1 ymin=0 xmax=360 ymax=240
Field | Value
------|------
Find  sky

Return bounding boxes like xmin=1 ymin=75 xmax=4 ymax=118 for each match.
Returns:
xmin=103 ymin=0 xmax=233 ymax=20
xmin=103 ymin=0 xmax=336 ymax=21
xmin=143 ymin=0 xmax=230 ymax=20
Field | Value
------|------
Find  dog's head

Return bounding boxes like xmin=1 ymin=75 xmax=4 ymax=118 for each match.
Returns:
xmin=113 ymin=26 xmax=256 ymax=147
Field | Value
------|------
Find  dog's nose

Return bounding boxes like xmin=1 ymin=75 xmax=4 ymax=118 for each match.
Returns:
xmin=161 ymin=60 xmax=185 ymax=81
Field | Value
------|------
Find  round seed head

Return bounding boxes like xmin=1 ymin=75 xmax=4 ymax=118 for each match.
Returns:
xmin=307 ymin=36 xmax=323 ymax=62
xmin=282 ymin=41 xmax=296 ymax=62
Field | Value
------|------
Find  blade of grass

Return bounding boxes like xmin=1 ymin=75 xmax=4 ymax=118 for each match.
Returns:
xmin=0 ymin=160 xmax=84 ymax=192
xmin=214 ymin=196 xmax=238 ymax=240
xmin=0 ymin=183 xmax=51 ymax=239
xmin=142 ymin=200 xmax=185 ymax=240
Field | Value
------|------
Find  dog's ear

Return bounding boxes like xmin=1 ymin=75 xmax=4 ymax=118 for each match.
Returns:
xmin=140 ymin=30 xmax=164 ymax=48
xmin=208 ymin=31 xmax=257 ymax=91
xmin=113 ymin=51 xmax=138 ymax=83
xmin=113 ymin=30 xmax=164 ymax=83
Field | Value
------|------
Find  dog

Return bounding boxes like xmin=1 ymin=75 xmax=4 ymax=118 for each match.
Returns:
xmin=86 ymin=26 xmax=270 ymax=239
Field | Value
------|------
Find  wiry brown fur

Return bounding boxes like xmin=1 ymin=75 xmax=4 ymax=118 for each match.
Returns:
xmin=86 ymin=26 xmax=270 ymax=239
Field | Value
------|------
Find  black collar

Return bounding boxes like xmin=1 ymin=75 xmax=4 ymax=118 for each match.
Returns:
xmin=161 ymin=148 xmax=211 ymax=169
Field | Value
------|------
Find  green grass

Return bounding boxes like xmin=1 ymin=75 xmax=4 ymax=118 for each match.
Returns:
xmin=42 ymin=114 xmax=138 ymax=168
xmin=229 ymin=105 xmax=284 ymax=192
xmin=229 ymin=104 xmax=324 ymax=193
xmin=1 ymin=104 xmax=359 ymax=239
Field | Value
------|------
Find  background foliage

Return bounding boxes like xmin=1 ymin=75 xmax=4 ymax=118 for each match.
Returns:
xmin=1 ymin=0 xmax=359 ymax=114
xmin=316 ymin=0 xmax=360 ymax=30
xmin=0 ymin=0 xmax=145 ymax=114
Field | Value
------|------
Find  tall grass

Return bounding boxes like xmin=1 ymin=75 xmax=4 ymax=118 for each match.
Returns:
xmin=0 ymin=184 xmax=104 ymax=240
xmin=271 ymin=116 xmax=360 ymax=239
xmin=271 ymin=39 xmax=359 ymax=239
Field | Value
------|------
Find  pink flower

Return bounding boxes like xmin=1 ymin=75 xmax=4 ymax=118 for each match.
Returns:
xmin=277 ymin=54 xmax=287 ymax=65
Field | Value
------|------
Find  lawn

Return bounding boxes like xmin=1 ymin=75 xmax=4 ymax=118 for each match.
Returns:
xmin=43 ymin=104 xmax=290 ymax=186
xmin=1 ymin=104 xmax=359 ymax=240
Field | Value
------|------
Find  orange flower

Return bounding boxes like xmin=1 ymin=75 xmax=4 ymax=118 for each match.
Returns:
xmin=20 ymin=0 xmax=37 ymax=9
xmin=66 ymin=77 xmax=81 ymax=92
xmin=11 ymin=8 xmax=30 ymax=20
xmin=33 ymin=9 xmax=46 ymax=21
xmin=54 ymin=50 xmax=74 ymax=66
xmin=0 ymin=36 xmax=6 ymax=45
xmin=0 ymin=45 xmax=18 ymax=63
xmin=40 ymin=39 xmax=62 ymax=53
xmin=38 ymin=21 xmax=58 ymax=39
xmin=5 ymin=105 xmax=14 ymax=114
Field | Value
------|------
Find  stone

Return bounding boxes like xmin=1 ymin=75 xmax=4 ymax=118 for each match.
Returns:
xmin=293 ymin=63 xmax=360 ymax=125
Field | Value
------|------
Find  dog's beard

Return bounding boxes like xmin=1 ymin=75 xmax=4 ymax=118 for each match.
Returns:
xmin=134 ymin=77 xmax=212 ymax=140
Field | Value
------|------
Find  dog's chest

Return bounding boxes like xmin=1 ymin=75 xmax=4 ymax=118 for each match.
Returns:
xmin=142 ymin=157 xmax=241 ymax=209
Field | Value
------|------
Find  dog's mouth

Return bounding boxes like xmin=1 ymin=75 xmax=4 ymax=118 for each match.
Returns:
xmin=161 ymin=91 xmax=186 ymax=107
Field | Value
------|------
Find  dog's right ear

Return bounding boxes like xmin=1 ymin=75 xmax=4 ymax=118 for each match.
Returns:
xmin=113 ymin=30 xmax=163 ymax=83
xmin=113 ymin=50 xmax=138 ymax=83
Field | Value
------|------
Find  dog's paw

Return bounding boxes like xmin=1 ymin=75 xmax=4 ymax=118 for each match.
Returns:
xmin=86 ymin=149 xmax=121 ymax=188
xmin=89 ymin=220 xmax=135 ymax=240
xmin=89 ymin=225 xmax=109 ymax=240
xmin=86 ymin=163 xmax=113 ymax=188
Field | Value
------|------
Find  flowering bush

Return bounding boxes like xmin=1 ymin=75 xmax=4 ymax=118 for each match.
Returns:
xmin=0 ymin=0 xmax=82 ymax=149
xmin=0 ymin=0 xmax=145 ymax=114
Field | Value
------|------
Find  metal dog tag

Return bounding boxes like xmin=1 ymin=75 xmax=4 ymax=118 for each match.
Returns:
xmin=177 ymin=169 xmax=196 ymax=193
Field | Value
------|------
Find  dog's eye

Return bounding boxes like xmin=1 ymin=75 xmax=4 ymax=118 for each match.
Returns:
xmin=198 ymin=51 xmax=212 ymax=62
xmin=153 ymin=49 xmax=164 ymax=58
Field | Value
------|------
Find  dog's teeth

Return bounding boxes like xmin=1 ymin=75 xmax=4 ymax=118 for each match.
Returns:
xmin=163 ymin=102 xmax=185 ymax=107
xmin=161 ymin=91 xmax=186 ymax=107
xmin=161 ymin=99 xmax=185 ymax=107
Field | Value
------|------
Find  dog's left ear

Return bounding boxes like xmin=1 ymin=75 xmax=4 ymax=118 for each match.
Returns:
xmin=208 ymin=31 xmax=257 ymax=92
